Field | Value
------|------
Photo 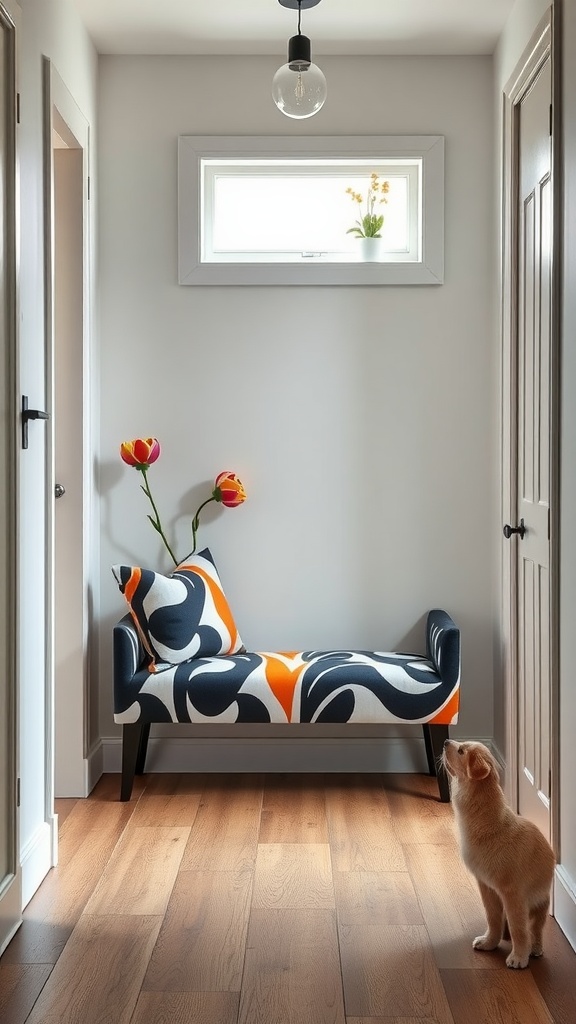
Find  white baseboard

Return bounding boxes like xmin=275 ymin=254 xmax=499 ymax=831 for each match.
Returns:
xmin=54 ymin=758 xmax=99 ymax=799
xmin=554 ymin=865 xmax=576 ymax=952
xmin=87 ymin=740 xmax=104 ymax=793
xmin=20 ymin=818 xmax=57 ymax=908
xmin=99 ymin=733 xmax=433 ymax=775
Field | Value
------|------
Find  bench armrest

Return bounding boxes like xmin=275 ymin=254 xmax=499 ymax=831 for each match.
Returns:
xmin=426 ymin=608 xmax=460 ymax=690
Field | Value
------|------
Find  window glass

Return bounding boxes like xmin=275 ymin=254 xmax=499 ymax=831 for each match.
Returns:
xmin=209 ymin=168 xmax=414 ymax=259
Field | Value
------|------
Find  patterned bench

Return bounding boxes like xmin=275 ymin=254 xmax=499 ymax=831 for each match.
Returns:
xmin=113 ymin=606 xmax=460 ymax=803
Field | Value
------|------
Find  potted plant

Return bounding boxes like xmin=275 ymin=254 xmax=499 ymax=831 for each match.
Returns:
xmin=346 ymin=173 xmax=390 ymax=260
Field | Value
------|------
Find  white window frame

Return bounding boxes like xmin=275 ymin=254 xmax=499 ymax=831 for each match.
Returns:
xmin=178 ymin=135 xmax=444 ymax=286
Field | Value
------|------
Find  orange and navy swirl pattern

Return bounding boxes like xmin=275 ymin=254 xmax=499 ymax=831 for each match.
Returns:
xmin=113 ymin=610 xmax=460 ymax=727
xmin=112 ymin=549 xmax=244 ymax=670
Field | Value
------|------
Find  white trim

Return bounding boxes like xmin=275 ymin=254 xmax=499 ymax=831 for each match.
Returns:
xmin=86 ymin=740 xmax=104 ymax=794
xmin=0 ymin=0 xmax=21 ymax=949
xmin=178 ymin=135 xmax=444 ymax=286
xmin=43 ymin=59 xmax=92 ymax=807
xmin=0 ymin=913 xmax=21 ymax=958
xmin=553 ymin=865 xmax=576 ymax=952
xmin=20 ymin=820 xmax=56 ymax=909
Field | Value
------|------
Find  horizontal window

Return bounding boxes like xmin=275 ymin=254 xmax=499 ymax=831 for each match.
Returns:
xmin=178 ymin=136 xmax=444 ymax=286
xmin=204 ymin=162 xmax=418 ymax=263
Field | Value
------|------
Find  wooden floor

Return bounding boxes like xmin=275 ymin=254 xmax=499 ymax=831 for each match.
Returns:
xmin=0 ymin=773 xmax=575 ymax=1024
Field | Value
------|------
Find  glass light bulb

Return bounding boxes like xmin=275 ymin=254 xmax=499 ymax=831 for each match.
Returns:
xmin=272 ymin=60 xmax=327 ymax=119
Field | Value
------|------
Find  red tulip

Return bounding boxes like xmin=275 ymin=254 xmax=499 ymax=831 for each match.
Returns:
xmin=212 ymin=471 xmax=247 ymax=508
xmin=184 ymin=471 xmax=247 ymax=557
xmin=119 ymin=437 xmax=178 ymax=565
xmin=120 ymin=437 xmax=161 ymax=470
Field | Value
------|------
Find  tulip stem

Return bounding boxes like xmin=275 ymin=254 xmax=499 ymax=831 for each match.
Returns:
xmin=181 ymin=496 xmax=215 ymax=561
xmin=139 ymin=467 xmax=179 ymax=566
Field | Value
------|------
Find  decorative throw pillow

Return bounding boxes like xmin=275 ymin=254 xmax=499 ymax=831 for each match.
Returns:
xmin=112 ymin=548 xmax=244 ymax=671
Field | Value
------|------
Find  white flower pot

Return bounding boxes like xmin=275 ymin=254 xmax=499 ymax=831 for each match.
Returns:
xmin=358 ymin=237 xmax=382 ymax=261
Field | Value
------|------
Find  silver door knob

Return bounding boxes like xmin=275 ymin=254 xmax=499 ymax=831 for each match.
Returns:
xmin=54 ymin=483 xmax=66 ymax=499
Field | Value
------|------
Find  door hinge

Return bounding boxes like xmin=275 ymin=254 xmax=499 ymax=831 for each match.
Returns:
xmin=87 ymin=175 xmax=91 ymax=200
xmin=16 ymin=778 xmax=20 ymax=807
xmin=16 ymin=92 xmax=20 ymax=124
xmin=549 ymin=103 xmax=553 ymax=136
xmin=548 ymin=507 xmax=551 ymax=540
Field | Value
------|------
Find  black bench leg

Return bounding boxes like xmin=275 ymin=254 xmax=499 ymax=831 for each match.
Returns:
xmin=135 ymin=722 xmax=151 ymax=775
xmin=422 ymin=724 xmax=451 ymax=802
xmin=121 ymin=722 xmax=148 ymax=801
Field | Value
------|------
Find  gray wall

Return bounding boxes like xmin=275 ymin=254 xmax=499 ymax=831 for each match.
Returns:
xmin=97 ymin=54 xmax=497 ymax=750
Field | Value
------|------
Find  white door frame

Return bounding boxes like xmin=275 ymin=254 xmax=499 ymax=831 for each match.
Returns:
xmin=0 ymin=0 xmax=21 ymax=952
xmin=42 ymin=58 xmax=91 ymax=804
xmin=501 ymin=9 xmax=561 ymax=848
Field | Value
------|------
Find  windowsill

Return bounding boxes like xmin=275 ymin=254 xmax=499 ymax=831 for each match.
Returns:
xmin=177 ymin=260 xmax=443 ymax=287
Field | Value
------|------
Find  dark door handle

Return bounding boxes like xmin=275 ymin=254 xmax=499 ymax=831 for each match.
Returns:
xmin=21 ymin=395 xmax=50 ymax=449
xmin=503 ymin=518 xmax=526 ymax=540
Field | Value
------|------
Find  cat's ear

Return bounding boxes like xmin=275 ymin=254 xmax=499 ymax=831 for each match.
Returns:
xmin=466 ymin=748 xmax=492 ymax=780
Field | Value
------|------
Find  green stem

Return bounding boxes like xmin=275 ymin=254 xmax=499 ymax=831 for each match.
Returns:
xmin=180 ymin=496 xmax=215 ymax=563
xmin=139 ymin=467 xmax=179 ymax=566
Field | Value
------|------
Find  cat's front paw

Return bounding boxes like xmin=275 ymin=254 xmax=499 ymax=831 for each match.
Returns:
xmin=473 ymin=934 xmax=499 ymax=951
xmin=506 ymin=949 xmax=530 ymax=969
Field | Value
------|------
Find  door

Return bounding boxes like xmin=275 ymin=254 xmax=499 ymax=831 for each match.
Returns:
xmin=510 ymin=51 xmax=554 ymax=840
xmin=0 ymin=0 xmax=21 ymax=953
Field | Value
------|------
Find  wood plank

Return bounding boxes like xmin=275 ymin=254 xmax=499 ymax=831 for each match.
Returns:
xmin=440 ymin=968 xmax=554 ymax=1024
xmin=83 ymin=826 xmax=189 ymax=916
xmin=325 ymin=776 xmax=405 ymax=872
xmin=54 ymin=799 xmax=77 ymax=828
xmin=143 ymin=870 xmax=253 ymax=992
xmin=239 ymin=908 xmax=345 ymax=1024
xmin=56 ymin=773 xmax=144 ymax=867
xmin=0 ymin=826 xmax=136 ymax=964
xmin=24 ymin=915 xmax=161 ymax=1024
xmin=339 ymin=924 xmax=453 ymax=1019
xmin=334 ymin=870 xmax=423 ymax=927
xmin=259 ymin=774 xmax=329 ymax=843
xmin=530 ymin=916 xmax=576 ymax=1024
xmin=403 ymin=843 xmax=502 ymax=970
xmin=252 ymin=843 xmax=334 ymax=909
xmin=130 ymin=991 xmax=240 ymax=1024
xmin=384 ymin=773 xmax=457 ymax=845
xmin=0 ymin=964 xmax=52 ymax=1024
xmin=60 ymin=772 xmax=145 ymax=830
xmin=347 ymin=1018 xmax=448 ymax=1024
xmin=181 ymin=774 xmax=263 ymax=872
xmin=129 ymin=773 xmax=205 ymax=827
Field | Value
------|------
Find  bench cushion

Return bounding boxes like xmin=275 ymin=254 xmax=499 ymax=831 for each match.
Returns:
xmin=114 ymin=648 xmax=459 ymax=727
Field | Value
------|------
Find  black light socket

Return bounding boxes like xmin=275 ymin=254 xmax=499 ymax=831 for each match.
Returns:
xmin=288 ymin=33 xmax=312 ymax=69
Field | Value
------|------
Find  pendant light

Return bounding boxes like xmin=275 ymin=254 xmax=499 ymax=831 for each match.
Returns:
xmin=272 ymin=0 xmax=327 ymax=119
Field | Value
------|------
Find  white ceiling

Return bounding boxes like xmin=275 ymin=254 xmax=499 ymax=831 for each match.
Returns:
xmin=69 ymin=0 xmax=516 ymax=57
